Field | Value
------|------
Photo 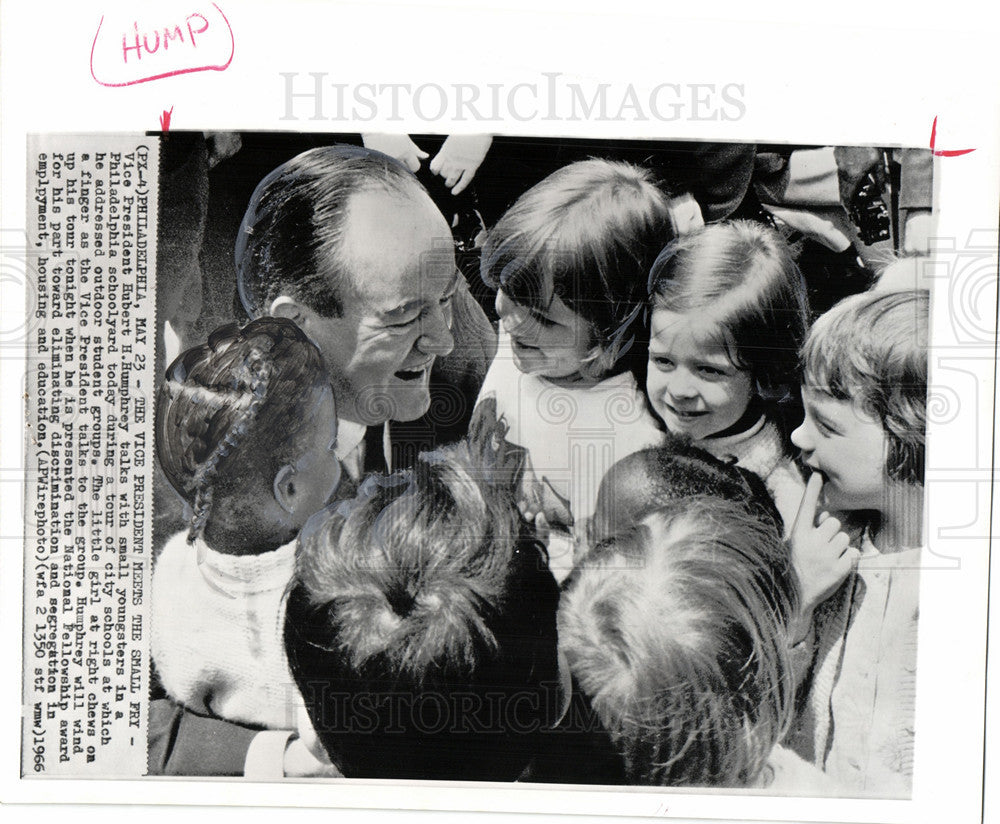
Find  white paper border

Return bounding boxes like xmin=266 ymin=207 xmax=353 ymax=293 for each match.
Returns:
xmin=2 ymin=2 xmax=997 ymax=823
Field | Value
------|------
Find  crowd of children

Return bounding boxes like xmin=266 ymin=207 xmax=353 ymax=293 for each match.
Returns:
xmin=151 ymin=146 xmax=930 ymax=796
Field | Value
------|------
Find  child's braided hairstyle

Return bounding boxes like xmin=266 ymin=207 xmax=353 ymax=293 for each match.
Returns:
xmin=156 ymin=317 xmax=329 ymax=543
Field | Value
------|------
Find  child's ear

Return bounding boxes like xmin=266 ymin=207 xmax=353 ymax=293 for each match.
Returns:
xmin=273 ymin=464 xmax=298 ymax=515
xmin=270 ymin=295 xmax=306 ymax=325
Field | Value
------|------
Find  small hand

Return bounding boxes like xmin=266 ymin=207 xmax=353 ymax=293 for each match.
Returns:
xmin=429 ymin=134 xmax=493 ymax=195
xmin=530 ymin=510 xmax=553 ymax=547
xmin=361 ymin=133 xmax=429 ymax=173
xmin=282 ymin=735 xmax=339 ymax=777
xmin=518 ymin=458 xmax=573 ymax=539
xmin=204 ymin=131 xmax=242 ymax=168
xmin=764 ymin=205 xmax=852 ymax=252
xmin=903 ymin=209 xmax=933 ymax=255
xmin=790 ymin=473 xmax=860 ymax=618
xmin=283 ymin=708 xmax=339 ymax=777
xmin=668 ymin=193 xmax=705 ymax=235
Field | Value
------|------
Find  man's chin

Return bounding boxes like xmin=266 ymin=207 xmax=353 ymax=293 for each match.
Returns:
xmin=344 ymin=363 xmax=435 ymax=424
xmin=351 ymin=388 xmax=430 ymax=425
xmin=389 ymin=389 xmax=432 ymax=423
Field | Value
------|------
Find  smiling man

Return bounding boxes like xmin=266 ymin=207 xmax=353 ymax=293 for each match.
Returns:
xmin=235 ymin=145 xmax=493 ymax=475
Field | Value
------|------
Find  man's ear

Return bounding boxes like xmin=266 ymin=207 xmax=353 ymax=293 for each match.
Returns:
xmin=270 ymin=295 xmax=307 ymax=324
xmin=273 ymin=464 xmax=298 ymax=515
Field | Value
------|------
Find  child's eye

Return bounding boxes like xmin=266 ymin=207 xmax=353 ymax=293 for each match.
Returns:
xmin=698 ymin=365 xmax=727 ymax=377
xmin=651 ymin=356 xmax=674 ymax=370
xmin=529 ymin=309 xmax=557 ymax=329
xmin=808 ymin=413 xmax=840 ymax=437
xmin=816 ymin=419 xmax=840 ymax=437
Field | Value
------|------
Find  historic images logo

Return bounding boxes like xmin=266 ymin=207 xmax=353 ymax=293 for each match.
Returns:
xmin=279 ymin=72 xmax=746 ymax=123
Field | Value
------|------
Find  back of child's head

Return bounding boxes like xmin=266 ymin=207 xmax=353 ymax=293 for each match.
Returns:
xmin=590 ymin=438 xmax=784 ymax=545
xmin=284 ymin=418 xmax=562 ymax=781
xmin=560 ymin=497 xmax=797 ymax=787
xmin=156 ymin=317 xmax=330 ymax=543
xmin=801 ymin=289 xmax=929 ymax=485
xmin=649 ymin=220 xmax=809 ymax=396
xmin=482 ymin=158 xmax=677 ymax=376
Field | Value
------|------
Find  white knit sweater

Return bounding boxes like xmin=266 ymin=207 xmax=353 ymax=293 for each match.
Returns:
xmin=478 ymin=331 xmax=665 ymax=526
xmin=151 ymin=532 xmax=302 ymax=730
xmin=696 ymin=413 xmax=806 ymax=537
xmin=786 ymin=537 xmax=921 ymax=798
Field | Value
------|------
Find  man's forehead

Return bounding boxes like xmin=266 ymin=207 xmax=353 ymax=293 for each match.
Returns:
xmin=339 ymin=187 xmax=456 ymax=307
xmin=357 ymin=242 xmax=458 ymax=312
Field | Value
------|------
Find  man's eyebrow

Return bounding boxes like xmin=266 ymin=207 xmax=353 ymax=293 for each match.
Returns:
xmin=379 ymin=299 xmax=422 ymax=320
xmin=378 ymin=270 xmax=462 ymax=320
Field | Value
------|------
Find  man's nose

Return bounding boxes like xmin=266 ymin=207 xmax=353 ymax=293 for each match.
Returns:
xmin=417 ymin=303 xmax=455 ymax=357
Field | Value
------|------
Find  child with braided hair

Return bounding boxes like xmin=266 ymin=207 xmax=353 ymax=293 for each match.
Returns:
xmin=151 ymin=317 xmax=342 ymax=738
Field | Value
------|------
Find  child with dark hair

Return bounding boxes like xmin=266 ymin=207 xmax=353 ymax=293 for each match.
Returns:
xmin=476 ymin=159 xmax=680 ymax=575
xmin=152 ymin=317 xmax=342 ymax=734
xmin=559 ymin=498 xmax=835 ymax=791
xmin=284 ymin=411 xmax=563 ymax=781
xmin=646 ymin=220 xmax=811 ymax=532
xmin=589 ymin=438 xmax=784 ymax=547
xmin=787 ymin=289 xmax=929 ymax=796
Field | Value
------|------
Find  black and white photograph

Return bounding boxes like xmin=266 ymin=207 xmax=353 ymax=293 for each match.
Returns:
xmin=142 ymin=133 xmax=931 ymax=795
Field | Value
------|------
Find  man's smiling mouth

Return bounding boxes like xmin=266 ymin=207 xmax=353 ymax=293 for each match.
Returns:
xmin=394 ymin=363 xmax=431 ymax=381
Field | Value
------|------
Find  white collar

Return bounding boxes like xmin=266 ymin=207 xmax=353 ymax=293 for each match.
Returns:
xmin=194 ymin=535 xmax=298 ymax=596
xmin=334 ymin=418 xmax=368 ymax=461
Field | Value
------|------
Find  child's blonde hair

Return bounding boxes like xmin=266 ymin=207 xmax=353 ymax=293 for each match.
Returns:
xmin=649 ymin=220 xmax=809 ymax=396
xmin=482 ymin=158 xmax=677 ymax=378
xmin=801 ymin=289 xmax=929 ymax=485
xmin=560 ymin=497 xmax=797 ymax=787
xmin=285 ymin=406 xmax=561 ymax=781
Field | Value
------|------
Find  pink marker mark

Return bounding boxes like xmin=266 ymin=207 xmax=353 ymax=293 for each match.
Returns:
xmin=160 ymin=106 xmax=174 ymax=132
xmin=930 ymin=116 xmax=975 ymax=157
xmin=91 ymin=4 xmax=234 ymax=87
